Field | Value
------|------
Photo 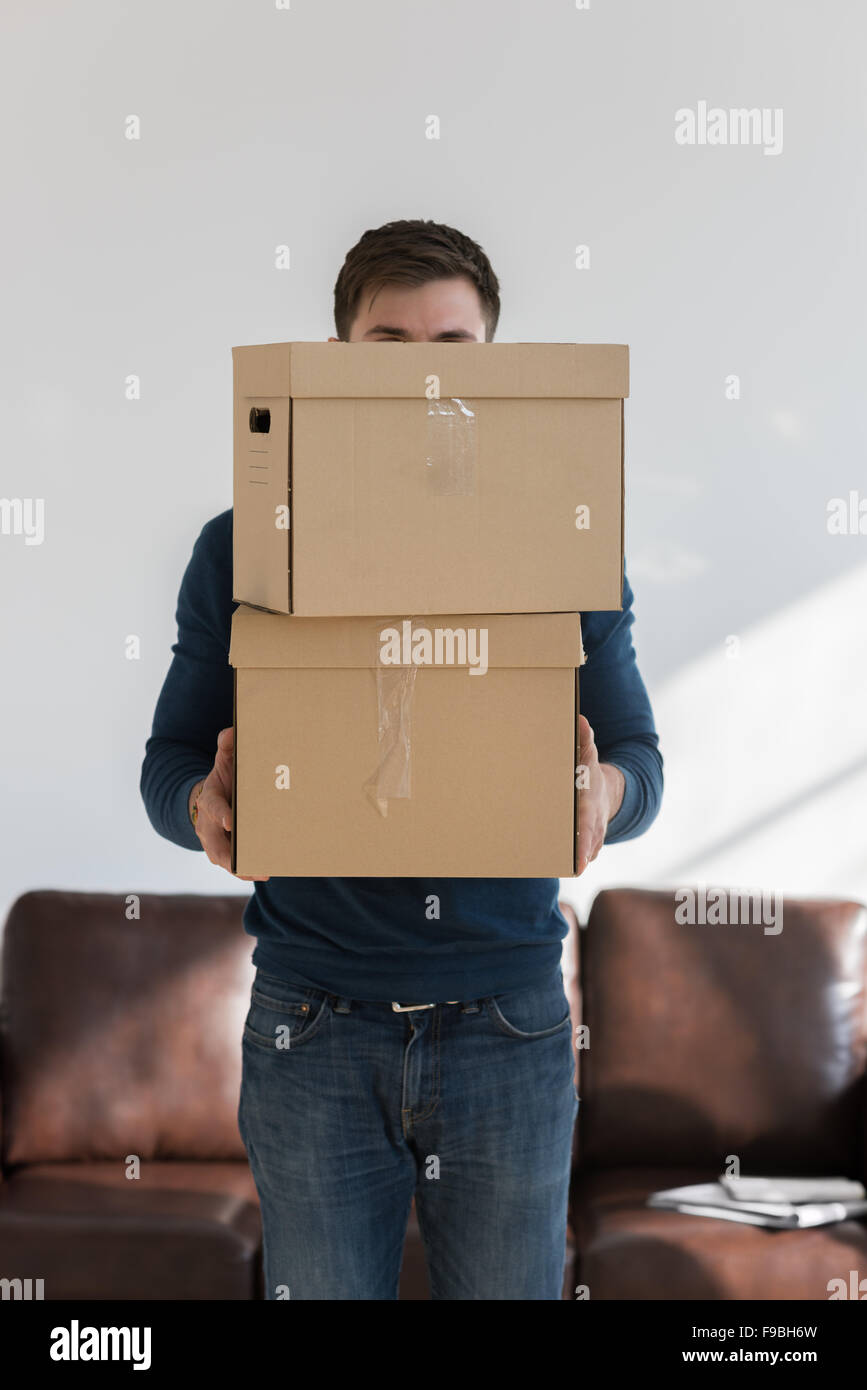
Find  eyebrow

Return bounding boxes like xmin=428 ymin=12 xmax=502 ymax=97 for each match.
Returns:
xmin=361 ymin=326 xmax=478 ymax=340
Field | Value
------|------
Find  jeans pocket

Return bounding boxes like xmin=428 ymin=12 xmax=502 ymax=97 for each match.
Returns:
xmin=242 ymin=970 xmax=330 ymax=1053
xmin=484 ymin=968 xmax=572 ymax=1041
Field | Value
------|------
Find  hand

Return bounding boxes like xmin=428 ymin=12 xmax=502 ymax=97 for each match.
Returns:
xmin=576 ymin=714 xmax=625 ymax=876
xmin=190 ymin=726 xmax=270 ymax=882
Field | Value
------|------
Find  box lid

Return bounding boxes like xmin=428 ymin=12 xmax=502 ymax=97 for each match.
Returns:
xmin=229 ymin=605 xmax=585 ymax=669
xmin=232 ymin=342 xmax=628 ymax=399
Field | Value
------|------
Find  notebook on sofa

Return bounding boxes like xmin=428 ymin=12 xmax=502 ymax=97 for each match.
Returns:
xmin=646 ymin=1177 xmax=867 ymax=1229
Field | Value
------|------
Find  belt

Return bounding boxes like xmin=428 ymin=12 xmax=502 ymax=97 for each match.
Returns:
xmin=391 ymin=1000 xmax=460 ymax=1012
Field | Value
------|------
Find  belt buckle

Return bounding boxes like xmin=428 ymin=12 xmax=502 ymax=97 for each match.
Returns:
xmin=391 ymin=1000 xmax=460 ymax=1011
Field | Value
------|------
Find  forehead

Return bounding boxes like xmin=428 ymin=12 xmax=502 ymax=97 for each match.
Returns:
xmin=353 ymin=276 xmax=485 ymax=336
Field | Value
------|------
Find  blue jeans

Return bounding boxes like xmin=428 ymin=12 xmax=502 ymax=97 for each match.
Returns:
xmin=237 ymin=961 xmax=579 ymax=1300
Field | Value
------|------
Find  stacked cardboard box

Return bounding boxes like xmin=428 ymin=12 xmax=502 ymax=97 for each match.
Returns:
xmin=229 ymin=341 xmax=628 ymax=877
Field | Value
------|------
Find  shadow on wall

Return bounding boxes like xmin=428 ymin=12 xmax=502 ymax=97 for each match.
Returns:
xmin=563 ymin=561 xmax=867 ymax=918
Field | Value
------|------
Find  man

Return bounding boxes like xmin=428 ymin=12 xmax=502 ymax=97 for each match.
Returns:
xmin=140 ymin=218 xmax=663 ymax=1300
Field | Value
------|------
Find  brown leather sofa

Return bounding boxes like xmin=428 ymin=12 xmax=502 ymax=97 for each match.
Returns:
xmin=0 ymin=891 xmax=262 ymax=1300
xmin=567 ymin=888 xmax=867 ymax=1299
xmin=0 ymin=890 xmax=432 ymax=1299
xmin=1 ymin=887 xmax=865 ymax=1300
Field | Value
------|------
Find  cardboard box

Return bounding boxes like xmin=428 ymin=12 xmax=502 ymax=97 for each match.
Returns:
xmin=233 ymin=341 xmax=627 ymax=616
xmin=229 ymin=603 xmax=585 ymax=877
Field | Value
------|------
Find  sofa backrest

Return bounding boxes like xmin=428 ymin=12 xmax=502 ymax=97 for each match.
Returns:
xmin=0 ymin=890 xmax=254 ymax=1166
xmin=576 ymin=888 xmax=867 ymax=1173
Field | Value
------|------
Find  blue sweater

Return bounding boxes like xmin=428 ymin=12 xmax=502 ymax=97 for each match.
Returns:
xmin=140 ymin=509 xmax=663 ymax=1001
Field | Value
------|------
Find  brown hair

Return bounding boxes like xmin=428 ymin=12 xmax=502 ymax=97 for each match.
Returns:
xmin=333 ymin=219 xmax=500 ymax=341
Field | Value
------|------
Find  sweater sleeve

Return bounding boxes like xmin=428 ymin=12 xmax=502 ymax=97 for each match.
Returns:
xmin=579 ymin=566 xmax=664 ymax=844
xmin=140 ymin=510 xmax=235 ymax=851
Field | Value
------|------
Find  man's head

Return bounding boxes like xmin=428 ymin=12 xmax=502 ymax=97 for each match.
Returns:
xmin=331 ymin=219 xmax=500 ymax=344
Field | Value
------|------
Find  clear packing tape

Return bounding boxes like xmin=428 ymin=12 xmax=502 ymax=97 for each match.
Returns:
xmin=363 ymin=661 xmax=418 ymax=818
xmin=424 ymin=397 xmax=477 ymax=494
xmin=365 ymin=398 xmax=478 ymax=815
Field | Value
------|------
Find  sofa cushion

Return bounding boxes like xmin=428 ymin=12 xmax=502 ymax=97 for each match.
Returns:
xmin=0 ymin=1160 xmax=261 ymax=1299
xmin=577 ymin=889 xmax=867 ymax=1170
xmin=1 ymin=891 xmax=255 ymax=1163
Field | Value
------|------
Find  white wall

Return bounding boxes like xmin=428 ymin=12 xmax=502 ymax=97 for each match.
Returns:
xmin=1 ymin=0 xmax=864 ymax=927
